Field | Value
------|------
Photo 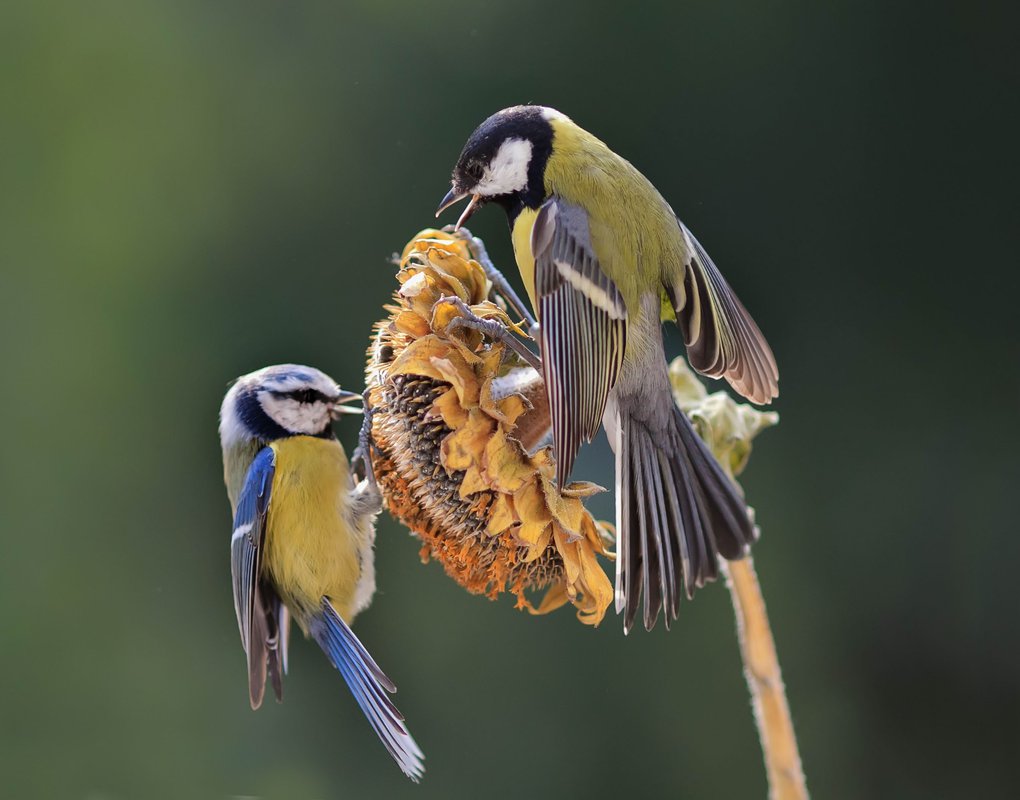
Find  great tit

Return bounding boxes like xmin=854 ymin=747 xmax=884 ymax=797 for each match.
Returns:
xmin=219 ymin=364 xmax=424 ymax=780
xmin=437 ymin=106 xmax=779 ymax=633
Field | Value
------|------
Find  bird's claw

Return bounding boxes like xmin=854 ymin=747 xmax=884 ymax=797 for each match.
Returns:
xmin=352 ymin=393 xmax=381 ymax=496
xmin=440 ymin=225 xmax=538 ymax=331
xmin=438 ymin=296 xmax=543 ymax=372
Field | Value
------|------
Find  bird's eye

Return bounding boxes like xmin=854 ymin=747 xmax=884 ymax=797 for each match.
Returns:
xmin=466 ymin=162 xmax=484 ymax=181
xmin=293 ymin=389 xmax=319 ymax=404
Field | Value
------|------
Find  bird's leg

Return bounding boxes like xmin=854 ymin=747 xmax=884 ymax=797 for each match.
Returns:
xmin=439 ymin=295 xmax=543 ymax=372
xmin=452 ymin=225 xmax=538 ymax=331
xmin=351 ymin=395 xmax=382 ymax=508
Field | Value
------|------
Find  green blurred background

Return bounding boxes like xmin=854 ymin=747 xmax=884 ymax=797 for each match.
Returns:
xmin=3 ymin=1 xmax=1017 ymax=797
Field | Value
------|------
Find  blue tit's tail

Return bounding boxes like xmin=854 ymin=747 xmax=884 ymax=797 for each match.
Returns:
xmin=611 ymin=384 xmax=758 ymax=633
xmin=309 ymin=599 xmax=425 ymax=782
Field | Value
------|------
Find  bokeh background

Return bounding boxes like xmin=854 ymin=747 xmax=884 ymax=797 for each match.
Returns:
xmin=3 ymin=1 xmax=1018 ymax=797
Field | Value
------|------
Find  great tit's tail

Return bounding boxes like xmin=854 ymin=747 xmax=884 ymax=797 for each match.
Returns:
xmin=610 ymin=386 xmax=758 ymax=633
xmin=310 ymin=599 xmax=425 ymax=782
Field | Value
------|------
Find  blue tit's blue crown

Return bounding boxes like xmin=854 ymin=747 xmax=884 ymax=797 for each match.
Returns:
xmin=255 ymin=365 xmax=337 ymax=395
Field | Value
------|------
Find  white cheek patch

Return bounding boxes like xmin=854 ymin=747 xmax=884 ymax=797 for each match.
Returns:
xmin=477 ymin=138 xmax=533 ymax=196
xmin=258 ymin=393 xmax=330 ymax=436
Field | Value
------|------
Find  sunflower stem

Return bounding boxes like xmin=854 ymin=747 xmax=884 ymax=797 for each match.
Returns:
xmin=668 ymin=357 xmax=807 ymax=800
xmin=721 ymin=557 xmax=808 ymax=800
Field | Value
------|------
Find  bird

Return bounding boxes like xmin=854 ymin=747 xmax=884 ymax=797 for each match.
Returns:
xmin=218 ymin=364 xmax=424 ymax=781
xmin=437 ymin=105 xmax=779 ymax=633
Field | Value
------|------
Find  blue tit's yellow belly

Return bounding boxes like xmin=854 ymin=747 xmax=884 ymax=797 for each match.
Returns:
xmin=265 ymin=436 xmax=360 ymax=625
xmin=511 ymin=207 xmax=540 ymax=311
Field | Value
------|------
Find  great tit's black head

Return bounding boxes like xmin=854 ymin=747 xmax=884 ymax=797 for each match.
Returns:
xmin=219 ymin=364 xmax=362 ymax=447
xmin=438 ymin=105 xmax=560 ymax=225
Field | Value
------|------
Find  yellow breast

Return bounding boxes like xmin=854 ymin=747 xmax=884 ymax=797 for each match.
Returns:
xmin=511 ymin=206 xmax=540 ymax=310
xmin=264 ymin=436 xmax=362 ymax=624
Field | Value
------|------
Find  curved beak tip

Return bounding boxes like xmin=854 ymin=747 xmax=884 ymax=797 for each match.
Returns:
xmin=454 ymin=195 xmax=481 ymax=231
xmin=436 ymin=187 xmax=464 ymax=218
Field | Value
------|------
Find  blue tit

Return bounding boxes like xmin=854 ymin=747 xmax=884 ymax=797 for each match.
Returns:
xmin=218 ymin=364 xmax=424 ymax=781
xmin=438 ymin=106 xmax=779 ymax=632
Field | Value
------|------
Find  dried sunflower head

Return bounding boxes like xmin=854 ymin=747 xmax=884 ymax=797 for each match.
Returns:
xmin=366 ymin=229 xmax=614 ymax=625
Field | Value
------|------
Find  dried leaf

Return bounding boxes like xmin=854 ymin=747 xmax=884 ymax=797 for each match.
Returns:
xmin=392 ymin=309 xmax=431 ymax=338
xmin=430 ymin=356 xmax=480 ymax=408
xmin=560 ymin=481 xmax=607 ymax=499
xmin=387 ymin=336 xmax=452 ymax=381
xmin=528 ymin=583 xmax=571 ymax=616
xmin=486 ymin=493 xmax=516 ymax=535
xmin=483 ymin=427 xmax=535 ymax=493
xmin=440 ymin=408 xmax=494 ymax=472
xmin=433 ymin=386 xmax=468 ymax=429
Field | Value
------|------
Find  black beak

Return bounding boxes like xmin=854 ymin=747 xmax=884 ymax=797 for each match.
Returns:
xmin=436 ymin=186 xmax=466 ymax=217
xmin=436 ymin=187 xmax=482 ymax=230
xmin=330 ymin=389 xmax=364 ymax=418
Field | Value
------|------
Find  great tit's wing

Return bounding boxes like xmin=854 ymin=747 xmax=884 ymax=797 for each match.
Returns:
xmin=230 ymin=446 xmax=284 ymax=708
xmin=532 ymin=197 xmax=628 ymax=485
xmin=311 ymin=599 xmax=426 ymax=782
xmin=667 ymin=220 xmax=778 ymax=404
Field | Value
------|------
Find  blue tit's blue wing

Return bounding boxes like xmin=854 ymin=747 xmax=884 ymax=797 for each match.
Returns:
xmin=311 ymin=599 xmax=425 ymax=782
xmin=230 ymin=447 xmax=284 ymax=708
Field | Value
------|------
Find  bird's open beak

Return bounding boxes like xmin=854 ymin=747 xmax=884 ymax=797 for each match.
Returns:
xmin=436 ymin=187 xmax=481 ymax=231
xmin=330 ymin=389 xmax=365 ymax=418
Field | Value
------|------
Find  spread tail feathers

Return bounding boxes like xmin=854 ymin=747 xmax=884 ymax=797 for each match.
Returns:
xmin=310 ymin=599 xmax=425 ymax=782
xmin=613 ymin=392 xmax=758 ymax=633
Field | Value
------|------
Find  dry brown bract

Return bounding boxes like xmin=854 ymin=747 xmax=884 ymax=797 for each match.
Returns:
xmin=366 ymin=229 xmax=614 ymax=625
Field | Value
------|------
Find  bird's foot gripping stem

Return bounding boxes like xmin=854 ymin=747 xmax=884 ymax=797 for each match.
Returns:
xmin=446 ymin=224 xmax=539 ymax=333
xmin=438 ymin=295 xmax=543 ymax=372
xmin=352 ymin=393 xmax=382 ymax=505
